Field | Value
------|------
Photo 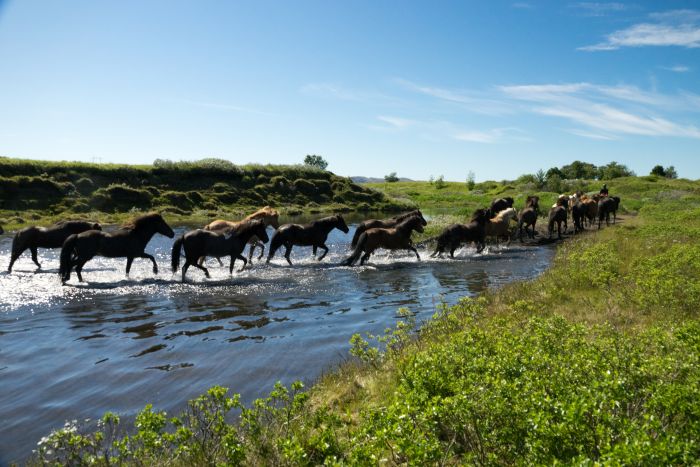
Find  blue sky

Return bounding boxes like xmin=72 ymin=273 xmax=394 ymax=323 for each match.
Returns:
xmin=0 ymin=1 xmax=699 ymax=181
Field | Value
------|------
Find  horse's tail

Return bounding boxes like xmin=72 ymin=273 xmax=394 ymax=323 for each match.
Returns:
xmin=59 ymin=234 xmax=78 ymax=283
xmin=171 ymin=235 xmax=184 ymax=273
xmin=266 ymin=232 xmax=284 ymax=263
xmin=341 ymin=233 xmax=366 ymax=266
xmin=350 ymin=225 xmax=365 ymax=248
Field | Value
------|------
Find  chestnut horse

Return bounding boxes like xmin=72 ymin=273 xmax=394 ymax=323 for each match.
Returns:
xmin=342 ymin=215 xmax=425 ymax=266
xmin=548 ymin=206 xmax=567 ymax=239
xmin=172 ymin=219 xmax=269 ymax=281
xmin=517 ymin=196 xmax=540 ymax=241
xmin=351 ymin=210 xmax=426 ymax=248
xmin=9 ymin=220 xmax=101 ymax=272
xmin=267 ymin=215 xmax=349 ymax=265
xmin=59 ymin=213 xmax=174 ymax=284
xmin=431 ymin=208 xmax=490 ymax=258
xmin=203 ymin=206 xmax=279 ymax=263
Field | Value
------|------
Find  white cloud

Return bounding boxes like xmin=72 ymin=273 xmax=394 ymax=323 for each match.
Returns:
xmin=512 ymin=2 xmax=534 ymax=9
xmin=395 ymin=78 xmax=515 ymax=115
xmin=661 ymin=65 xmax=691 ymax=73
xmin=376 ymin=115 xmax=415 ymax=128
xmin=580 ymin=9 xmax=700 ymax=50
xmin=570 ymin=2 xmax=627 ymax=16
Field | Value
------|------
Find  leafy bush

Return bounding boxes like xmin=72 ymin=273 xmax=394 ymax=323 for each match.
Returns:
xmin=89 ymin=184 xmax=153 ymax=212
xmin=75 ymin=177 xmax=95 ymax=195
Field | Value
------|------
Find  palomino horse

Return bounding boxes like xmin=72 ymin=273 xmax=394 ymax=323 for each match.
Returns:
xmin=342 ymin=215 xmax=425 ymax=266
xmin=203 ymin=206 xmax=279 ymax=263
xmin=172 ymin=220 xmax=269 ymax=282
xmin=59 ymin=213 xmax=174 ymax=283
xmin=598 ymin=196 xmax=621 ymax=228
xmin=517 ymin=196 xmax=540 ymax=241
xmin=485 ymin=207 xmax=517 ymax=247
xmin=431 ymin=208 xmax=490 ymax=258
xmin=9 ymin=220 xmax=101 ymax=272
xmin=351 ymin=210 xmax=426 ymax=248
xmin=548 ymin=205 xmax=567 ymax=239
xmin=488 ymin=197 xmax=514 ymax=218
xmin=267 ymin=215 xmax=349 ymax=265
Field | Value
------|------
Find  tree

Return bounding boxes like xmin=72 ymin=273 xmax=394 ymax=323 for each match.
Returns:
xmin=304 ymin=155 xmax=328 ymax=170
xmin=384 ymin=172 xmax=399 ymax=183
xmin=598 ymin=161 xmax=635 ymax=180
xmin=535 ymin=169 xmax=546 ymax=189
xmin=664 ymin=166 xmax=678 ymax=179
xmin=546 ymin=167 xmax=565 ymax=180
xmin=434 ymin=175 xmax=446 ymax=189
xmin=650 ymin=165 xmax=666 ymax=177
xmin=561 ymin=161 xmax=598 ymax=180
xmin=466 ymin=171 xmax=476 ymax=191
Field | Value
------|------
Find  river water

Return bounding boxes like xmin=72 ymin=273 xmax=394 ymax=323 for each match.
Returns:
xmin=0 ymin=216 xmax=555 ymax=463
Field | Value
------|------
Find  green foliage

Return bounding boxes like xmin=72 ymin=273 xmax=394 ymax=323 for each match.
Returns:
xmin=466 ymin=170 xmax=475 ymax=191
xmin=385 ymin=172 xmax=399 ymax=183
xmin=304 ymin=154 xmax=328 ymax=170
xmin=90 ymin=184 xmax=153 ymax=212
xmin=434 ymin=175 xmax=446 ymax=189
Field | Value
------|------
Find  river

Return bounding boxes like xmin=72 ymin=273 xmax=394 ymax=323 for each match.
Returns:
xmin=0 ymin=215 xmax=555 ymax=464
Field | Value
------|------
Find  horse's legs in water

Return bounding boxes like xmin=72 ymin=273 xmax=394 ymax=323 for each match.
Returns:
xmin=283 ymin=243 xmax=294 ymax=266
xmin=409 ymin=246 xmax=420 ymax=261
xmin=360 ymin=251 xmax=372 ymax=265
xmin=125 ymin=257 xmax=134 ymax=276
xmin=30 ymin=246 xmax=41 ymax=269
xmin=181 ymin=262 xmax=190 ymax=282
xmin=316 ymin=243 xmax=329 ymax=261
xmin=230 ymin=254 xmax=248 ymax=273
xmin=192 ymin=262 xmax=210 ymax=278
xmin=75 ymin=256 xmax=91 ymax=282
xmin=138 ymin=253 xmax=158 ymax=274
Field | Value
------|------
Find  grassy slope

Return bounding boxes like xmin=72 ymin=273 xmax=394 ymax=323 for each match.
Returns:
xmin=34 ymin=177 xmax=700 ymax=465
xmin=0 ymin=157 xmax=414 ymax=231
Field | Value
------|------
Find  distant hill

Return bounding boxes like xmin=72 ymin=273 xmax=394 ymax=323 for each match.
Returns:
xmin=351 ymin=176 xmax=414 ymax=183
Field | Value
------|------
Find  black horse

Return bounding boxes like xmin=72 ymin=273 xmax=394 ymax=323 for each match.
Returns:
xmin=351 ymin=210 xmax=426 ymax=247
xmin=430 ymin=208 xmax=490 ymax=258
xmin=598 ymin=196 xmax=620 ymax=228
xmin=59 ymin=213 xmax=174 ymax=283
xmin=488 ymin=197 xmax=514 ymax=218
xmin=342 ymin=215 xmax=425 ymax=266
xmin=572 ymin=201 xmax=586 ymax=234
xmin=8 ymin=220 xmax=101 ymax=272
xmin=172 ymin=219 xmax=269 ymax=281
xmin=267 ymin=215 xmax=349 ymax=265
xmin=518 ymin=196 xmax=540 ymax=241
xmin=548 ymin=206 xmax=567 ymax=239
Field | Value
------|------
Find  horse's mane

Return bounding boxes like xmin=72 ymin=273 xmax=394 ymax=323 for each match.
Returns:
xmin=491 ymin=207 xmax=515 ymax=222
xmin=396 ymin=215 xmax=422 ymax=229
xmin=392 ymin=210 xmax=420 ymax=221
xmin=244 ymin=206 xmax=279 ymax=221
xmin=525 ymin=196 xmax=540 ymax=208
xmin=122 ymin=212 xmax=162 ymax=230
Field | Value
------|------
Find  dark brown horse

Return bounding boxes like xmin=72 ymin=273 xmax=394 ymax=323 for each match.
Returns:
xmin=517 ymin=196 xmax=540 ymax=241
xmin=351 ymin=210 xmax=426 ymax=247
xmin=572 ymin=201 xmax=586 ymax=233
xmin=267 ymin=215 xmax=349 ymax=265
xmin=598 ymin=196 xmax=620 ymax=228
xmin=342 ymin=215 xmax=425 ymax=266
xmin=431 ymin=208 xmax=490 ymax=258
xmin=172 ymin=219 xmax=269 ymax=281
xmin=59 ymin=213 xmax=174 ymax=284
xmin=548 ymin=206 xmax=567 ymax=239
xmin=488 ymin=197 xmax=514 ymax=218
xmin=8 ymin=220 xmax=101 ymax=272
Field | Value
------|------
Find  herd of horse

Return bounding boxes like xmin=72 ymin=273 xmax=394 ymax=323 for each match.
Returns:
xmin=3 ymin=191 xmax=621 ymax=283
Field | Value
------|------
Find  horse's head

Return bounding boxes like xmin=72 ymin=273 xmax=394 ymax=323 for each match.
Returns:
xmin=413 ymin=210 xmax=427 ymax=226
xmin=267 ymin=214 xmax=280 ymax=229
xmin=334 ymin=215 xmax=350 ymax=234
xmin=252 ymin=219 xmax=270 ymax=243
xmin=154 ymin=214 xmax=175 ymax=238
xmin=92 ymin=222 xmax=102 ymax=231
xmin=404 ymin=215 xmax=425 ymax=233
xmin=471 ymin=208 xmax=490 ymax=224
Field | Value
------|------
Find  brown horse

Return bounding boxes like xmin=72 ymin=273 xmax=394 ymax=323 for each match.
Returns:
xmin=548 ymin=206 xmax=567 ymax=239
xmin=342 ymin=215 xmax=425 ymax=266
xmin=172 ymin=220 xmax=269 ymax=282
xmin=267 ymin=215 xmax=349 ymax=265
xmin=485 ymin=207 xmax=517 ymax=246
xmin=203 ymin=206 xmax=279 ymax=263
xmin=572 ymin=201 xmax=586 ymax=233
xmin=351 ymin=210 xmax=426 ymax=247
xmin=59 ymin=213 xmax=174 ymax=284
xmin=9 ymin=220 xmax=102 ymax=272
xmin=430 ymin=208 xmax=490 ymax=258
xmin=598 ymin=196 xmax=620 ymax=228
xmin=580 ymin=194 xmax=600 ymax=227
xmin=517 ymin=196 xmax=540 ymax=241
xmin=488 ymin=197 xmax=514 ymax=218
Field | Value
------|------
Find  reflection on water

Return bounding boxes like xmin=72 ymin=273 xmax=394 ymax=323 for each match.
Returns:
xmin=0 ymin=223 xmax=554 ymax=464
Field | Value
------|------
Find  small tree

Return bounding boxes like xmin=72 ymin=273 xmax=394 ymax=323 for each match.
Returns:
xmin=535 ymin=169 xmax=546 ymax=189
xmin=435 ymin=175 xmax=446 ymax=189
xmin=598 ymin=161 xmax=634 ymax=180
xmin=304 ymin=155 xmax=328 ymax=170
xmin=466 ymin=171 xmax=476 ymax=191
xmin=664 ymin=166 xmax=678 ymax=179
xmin=384 ymin=172 xmax=399 ymax=183
xmin=650 ymin=165 xmax=666 ymax=177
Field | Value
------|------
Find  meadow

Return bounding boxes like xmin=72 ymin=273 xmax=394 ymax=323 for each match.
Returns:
xmin=32 ymin=176 xmax=700 ymax=465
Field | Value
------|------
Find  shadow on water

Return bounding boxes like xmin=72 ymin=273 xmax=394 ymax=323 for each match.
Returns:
xmin=0 ymin=224 xmax=556 ymax=464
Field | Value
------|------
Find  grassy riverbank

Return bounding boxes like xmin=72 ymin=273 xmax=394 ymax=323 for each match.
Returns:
xmin=33 ymin=182 xmax=700 ymax=464
xmin=0 ymin=157 xmax=413 ymax=231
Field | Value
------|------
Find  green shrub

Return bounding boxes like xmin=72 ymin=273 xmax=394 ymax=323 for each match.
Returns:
xmin=89 ymin=184 xmax=153 ymax=212
xmin=75 ymin=177 xmax=95 ymax=195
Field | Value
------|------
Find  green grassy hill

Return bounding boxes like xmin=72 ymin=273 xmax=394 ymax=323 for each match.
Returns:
xmin=0 ymin=157 xmax=413 ymax=229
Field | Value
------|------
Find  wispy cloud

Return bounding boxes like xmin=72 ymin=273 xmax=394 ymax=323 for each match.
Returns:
xmin=580 ymin=9 xmax=700 ymax=50
xmin=569 ymin=2 xmax=627 ymax=17
xmin=376 ymin=115 xmax=416 ymax=129
xmin=512 ymin=2 xmax=534 ymax=9
xmin=453 ymin=128 xmax=524 ymax=144
xmin=173 ymin=98 xmax=276 ymax=116
xmin=371 ymin=115 xmax=524 ymax=144
xmin=661 ymin=65 xmax=691 ymax=73
xmin=300 ymin=82 xmax=401 ymax=105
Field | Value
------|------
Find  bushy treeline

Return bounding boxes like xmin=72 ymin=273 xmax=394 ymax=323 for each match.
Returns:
xmin=0 ymin=157 xmax=412 ymax=215
xmin=31 ymin=181 xmax=700 ymax=465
